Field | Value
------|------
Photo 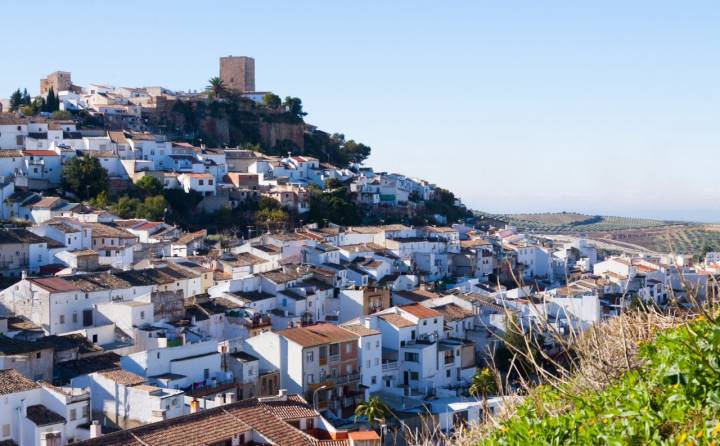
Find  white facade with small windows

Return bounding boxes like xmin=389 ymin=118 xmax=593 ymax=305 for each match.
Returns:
xmin=120 ymin=340 xmax=225 ymax=388
xmin=0 ymin=371 xmax=91 ymax=446
xmin=177 ymin=172 xmax=216 ymax=196
xmin=74 ymin=370 xmax=184 ymax=429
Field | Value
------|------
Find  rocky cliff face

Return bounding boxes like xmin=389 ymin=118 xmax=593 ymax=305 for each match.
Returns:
xmin=259 ymin=120 xmax=305 ymax=150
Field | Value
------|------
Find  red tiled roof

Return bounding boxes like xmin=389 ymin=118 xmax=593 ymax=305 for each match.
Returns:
xmin=348 ymin=430 xmax=381 ymax=440
xmin=73 ymin=395 xmax=324 ymax=446
xmin=24 ymin=150 xmax=59 ymax=157
xmin=0 ymin=369 xmax=41 ymax=395
xmin=399 ymin=303 xmax=441 ymax=319
xmin=279 ymin=323 xmax=358 ymax=348
xmin=378 ymin=313 xmax=416 ymax=328
xmin=29 ymin=277 xmax=79 ymax=293
xmin=260 ymin=394 xmax=319 ymax=421
xmin=180 ymin=172 xmax=214 ymax=179
xmin=98 ymin=368 xmax=146 ymax=386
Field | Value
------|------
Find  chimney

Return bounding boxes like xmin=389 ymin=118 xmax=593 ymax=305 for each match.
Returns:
xmin=190 ymin=398 xmax=200 ymax=413
xmin=90 ymin=420 xmax=101 ymax=439
xmin=21 ymin=270 xmax=27 ymax=280
xmin=278 ymin=388 xmax=288 ymax=401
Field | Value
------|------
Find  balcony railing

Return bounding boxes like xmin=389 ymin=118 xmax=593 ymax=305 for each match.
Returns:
xmin=382 ymin=361 xmax=398 ymax=371
xmin=320 ymin=371 xmax=361 ymax=386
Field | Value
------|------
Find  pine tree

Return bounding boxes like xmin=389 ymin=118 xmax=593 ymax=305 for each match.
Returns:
xmin=21 ymin=88 xmax=31 ymax=105
xmin=9 ymin=89 xmax=22 ymax=111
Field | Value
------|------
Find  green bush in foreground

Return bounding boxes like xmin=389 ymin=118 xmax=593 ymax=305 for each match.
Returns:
xmin=482 ymin=315 xmax=720 ymax=445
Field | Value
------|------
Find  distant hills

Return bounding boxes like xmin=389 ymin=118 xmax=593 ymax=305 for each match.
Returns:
xmin=475 ymin=211 xmax=720 ymax=255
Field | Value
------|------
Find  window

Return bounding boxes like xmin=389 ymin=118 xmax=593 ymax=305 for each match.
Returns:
xmin=72 ymin=313 xmax=78 ymax=323
xmin=92 ymin=334 xmax=98 ymax=343
xmin=366 ymin=360 xmax=371 ymax=368
xmin=374 ymin=358 xmax=379 ymax=366
xmin=59 ymin=314 xmax=65 ymax=324
xmin=70 ymin=408 xmax=77 ymax=421
xmin=199 ymin=180 xmax=204 ymax=186
xmin=371 ymin=376 xmax=377 ymax=385
xmin=306 ymin=351 xmax=314 ymax=363
xmin=82 ymin=405 xmax=89 ymax=418
xmin=423 ymin=320 xmax=427 ymax=326
xmin=410 ymin=372 xmax=419 ymax=381
xmin=36 ymin=352 xmax=41 ymax=359
xmin=446 ymin=369 xmax=451 ymax=378
xmin=209 ymin=179 xmax=214 ymax=185
xmin=376 ymin=340 xmax=380 ymax=348
xmin=140 ymin=311 xmax=145 ymax=320
xmin=345 ymin=343 xmax=352 ymax=353
xmin=433 ymin=318 xmax=438 ymax=324
xmin=2 ymin=424 xmax=10 ymax=437
xmin=404 ymin=352 xmax=419 ymax=362
xmin=203 ymin=368 xmax=210 ymax=380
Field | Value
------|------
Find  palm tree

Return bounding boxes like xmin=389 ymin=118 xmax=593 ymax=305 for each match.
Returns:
xmin=469 ymin=367 xmax=498 ymax=422
xmin=206 ymin=77 xmax=227 ymax=99
xmin=354 ymin=396 xmax=391 ymax=431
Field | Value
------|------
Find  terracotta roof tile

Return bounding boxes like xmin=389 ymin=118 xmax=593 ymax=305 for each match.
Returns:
xmin=399 ymin=303 xmax=441 ymax=319
xmin=378 ymin=313 xmax=416 ymax=328
xmin=279 ymin=323 xmax=358 ymax=348
xmin=0 ymin=369 xmax=40 ymax=395
xmin=98 ymin=368 xmax=146 ymax=386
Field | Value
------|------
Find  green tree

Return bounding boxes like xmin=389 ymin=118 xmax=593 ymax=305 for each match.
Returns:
xmin=343 ymin=139 xmax=371 ymax=164
xmin=283 ymin=96 xmax=307 ymax=118
xmin=31 ymin=97 xmax=46 ymax=115
xmin=469 ymin=368 xmax=498 ymax=421
xmin=45 ymin=87 xmax=59 ymax=112
xmin=112 ymin=196 xmax=141 ymax=218
xmin=51 ymin=110 xmax=72 ymax=120
xmin=21 ymin=89 xmax=31 ymax=106
xmin=262 ymin=93 xmax=282 ymax=109
xmin=9 ymin=89 xmax=22 ymax=112
xmin=135 ymin=176 xmax=164 ymax=197
xmin=138 ymin=195 xmax=167 ymax=221
xmin=91 ymin=190 xmax=109 ymax=208
xmin=206 ymin=77 xmax=228 ymax=99
xmin=354 ymin=396 xmax=391 ymax=430
xmin=307 ymin=185 xmax=361 ymax=226
xmin=19 ymin=106 xmax=35 ymax=116
xmin=62 ymin=156 xmax=109 ymax=200
xmin=256 ymin=207 xmax=289 ymax=232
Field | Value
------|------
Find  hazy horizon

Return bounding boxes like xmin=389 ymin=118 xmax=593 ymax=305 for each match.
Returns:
xmin=2 ymin=1 xmax=717 ymax=222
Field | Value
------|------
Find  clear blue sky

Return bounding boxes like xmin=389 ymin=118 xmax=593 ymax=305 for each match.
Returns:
xmin=2 ymin=1 xmax=719 ymax=221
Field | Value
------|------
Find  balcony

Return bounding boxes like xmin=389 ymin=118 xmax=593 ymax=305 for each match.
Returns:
xmin=382 ymin=361 xmax=398 ymax=371
xmin=320 ymin=371 xmax=361 ymax=386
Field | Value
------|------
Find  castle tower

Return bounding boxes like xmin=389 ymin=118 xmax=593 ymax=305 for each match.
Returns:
xmin=40 ymin=71 xmax=72 ymax=96
xmin=219 ymin=56 xmax=255 ymax=92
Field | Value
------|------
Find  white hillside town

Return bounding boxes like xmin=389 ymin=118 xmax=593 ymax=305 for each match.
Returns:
xmin=0 ymin=59 xmax=714 ymax=446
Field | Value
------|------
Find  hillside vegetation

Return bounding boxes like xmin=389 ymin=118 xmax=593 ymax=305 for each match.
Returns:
xmin=452 ymin=309 xmax=720 ymax=446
